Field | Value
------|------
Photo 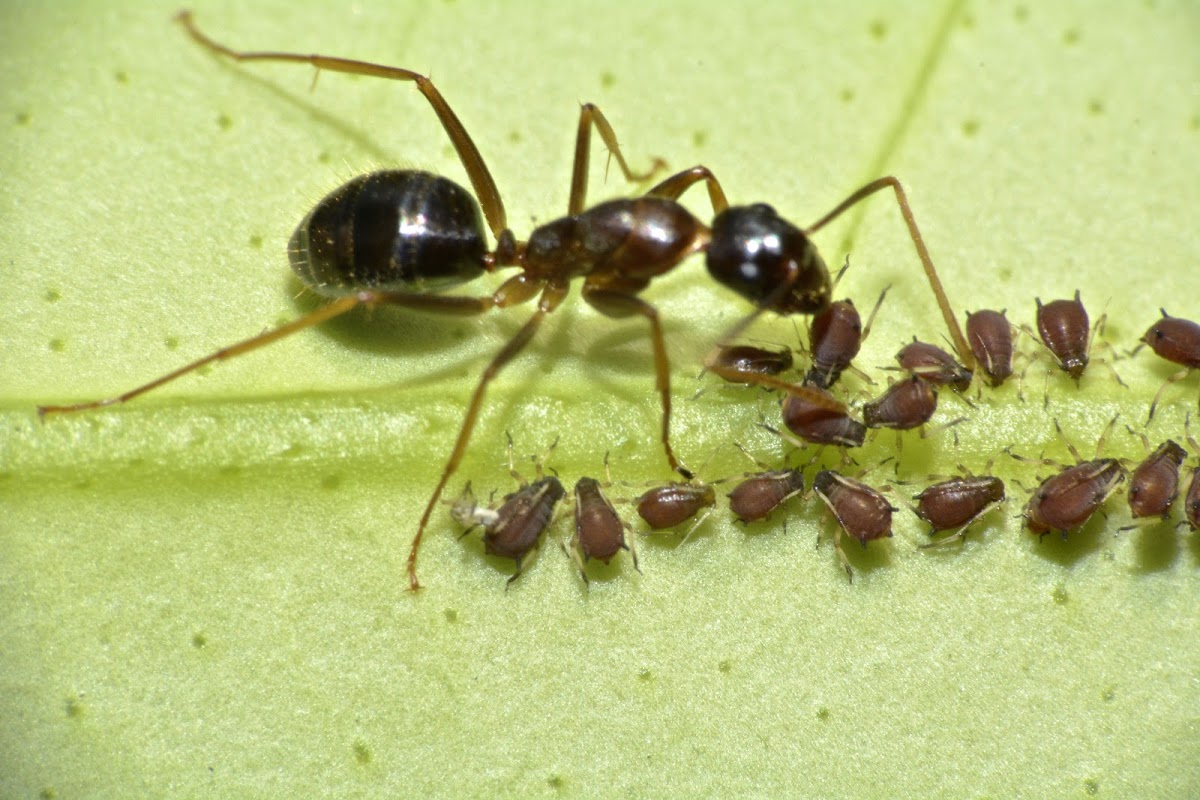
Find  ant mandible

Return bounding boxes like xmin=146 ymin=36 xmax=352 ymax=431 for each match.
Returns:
xmin=38 ymin=11 xmax=973 ymax=591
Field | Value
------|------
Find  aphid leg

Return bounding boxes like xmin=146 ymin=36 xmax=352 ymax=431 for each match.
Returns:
xmin=678 ymin=507 xmax=714 ymax=546
xmin=833 ymin=526 xmax=853 ymax=583
xmin=559 ymin=534 xmax=591 ymax=589
xmin=803 ymin=177 xmax=973 ymax=371
xmin=1147 ymin=367 xmax=1194 ymax=423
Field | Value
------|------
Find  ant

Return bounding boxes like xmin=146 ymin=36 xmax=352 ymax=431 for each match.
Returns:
xmin=37 ymin=11 xmax=973 ymax=591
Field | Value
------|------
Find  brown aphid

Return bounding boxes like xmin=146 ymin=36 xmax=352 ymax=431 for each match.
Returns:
xmin=781 ymin=386 xmax=866 ymax=447
xmin=711 ymin=344 xmax=794 ymax=383
xmin=567 ymin=476 xmax=637 ymax=586
xmin=1023 ymin=460 xmax=1124 ymax=538
xmin=728 ymin=468 xmax=805 ymax=523
xmin=895 ymin=339 xmax=972 ymax=392
xmin=805 ymin=289 xmax=888 ymax=389
xmin=1123 ymin=439 xmax=1187 ymax=523
xmin=914 ymin=476 xmax=1005 ymax=546
xmin=1139 ymin=310 xmax=1200 ymax=421
xmin=636 ymin=482 xmax=717 ymax=543
xmin=965 ymin=309 xmax=1014 ymax=387
xmin=862 ymin=375 xmax=939 ymax=430
xmin=1035 ymin=290 xmax=1093 ymax=381
xmin=452 ymin=476 xmax=566 ymax=586
xmin=1184 ymin=468 xmax=1200 ymax=532
xmin=813 ymin=470 xmax=897 ymax=581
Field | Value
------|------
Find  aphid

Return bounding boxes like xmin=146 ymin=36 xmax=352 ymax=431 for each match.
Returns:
xmin=780 ymin=386 xmax=866 ymax=447
xmin=894 ymin=338 xmax=972 ymax=392
xmin=1035 ymin=291 xmax=1094 ymax=381
xmin=451 ymin=434 xmax=564 ymax=585
xmin=862 ymin=376 xmax=939 ymax=430
xmin=451 ymin=476 xmax=566 ymax=586
xmin=1138 ymin=310 xmax=1200 ymax=421
xmin=1184 ymin=466 xmax=1200 ymax=532
xmin=1014 ymin=418 xmax=1125 ymax=539
xmin=636 ymin=482 xmax=717 ymax=543
xmin=39 ymin=12 xmax=973 ymax=591
xmin=813 ymin=470 xmax=897 ymax=581
xmin=1023 ymin=461 xmax=1124 ymax=538
xmin=805 ymin=289 xmax=888 ymax=389
xmin=913 ymin=475 xmax=1005 ymax=546
xmin=965 ymin=309 xmax=1014 ymax=387
xmin=708 ymin=344 xmax=794 ymax=384
xmin=1119 ymin=438 xmax=1187 ymax=529
xmin=564 ymin=476 xmax=638 ymax=586
xmin=726 ymin=444 xmax=805 ymax=524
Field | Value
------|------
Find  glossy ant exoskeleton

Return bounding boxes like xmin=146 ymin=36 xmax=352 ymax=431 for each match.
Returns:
xmin=37 ymin=11 xmax=973 ymax=590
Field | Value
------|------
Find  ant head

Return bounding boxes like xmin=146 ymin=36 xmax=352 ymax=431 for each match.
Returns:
xmin=706 ymin=203 xmax=831 ymax=315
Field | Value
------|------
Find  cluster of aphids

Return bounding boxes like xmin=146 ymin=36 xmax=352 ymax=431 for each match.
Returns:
xmin=451 ymin=299 xmax=1200 ymax=586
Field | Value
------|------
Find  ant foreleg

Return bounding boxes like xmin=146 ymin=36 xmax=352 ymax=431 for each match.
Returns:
xmin=582 ymin=286 xmax=692 ymax=479
xmin=804 ymin=176 xmax=973 ymax=372
xmin=646 ymin=166 xmax=730 ymax=216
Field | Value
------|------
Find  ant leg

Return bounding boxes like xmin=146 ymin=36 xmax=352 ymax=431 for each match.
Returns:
xmin=646 ymin=166 xmax=730 ymax=215
xmin=581 ymin=286 xmax=691 ymax=478
xmin=701 ymin=269 xmax=846 ymax=413
xmin=37 ymin=289 xmax=500 ymax=416
xmin=406 ymin=283 xmax=568 ymax=591
xmin=804 ymin=176 xmax=973 ymax=372
xmin=176 ymin=10 xmax=510 ymax=239
xmin=567 ymin=103 xmax=667 ymax=215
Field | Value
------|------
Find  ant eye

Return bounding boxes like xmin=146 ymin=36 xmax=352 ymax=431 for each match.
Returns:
xmin=706 ymin=204 xmax=831 ymax=315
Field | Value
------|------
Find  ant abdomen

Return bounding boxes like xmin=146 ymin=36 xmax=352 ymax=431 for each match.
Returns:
xmin=706 ymin=204 xmax=831 ymax=314
xmin=289 ymin=170 xmax=489 ymax=297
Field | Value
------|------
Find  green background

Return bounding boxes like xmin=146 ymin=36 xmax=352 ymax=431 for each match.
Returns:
xmin=3 ymin=1 xmax=1199 ymax=797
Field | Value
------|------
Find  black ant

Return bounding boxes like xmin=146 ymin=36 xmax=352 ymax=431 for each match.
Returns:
xmin=37 ymin=11 xmax=973 ymax=591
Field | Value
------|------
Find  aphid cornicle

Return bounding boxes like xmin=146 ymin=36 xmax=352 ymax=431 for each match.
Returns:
xmin=38 ymin=12 xmax=973 ymax=590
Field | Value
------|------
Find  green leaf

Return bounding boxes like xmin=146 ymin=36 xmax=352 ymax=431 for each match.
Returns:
xmin=3 ymin=2 xmax=1198 ymax=796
